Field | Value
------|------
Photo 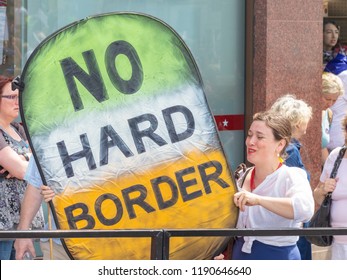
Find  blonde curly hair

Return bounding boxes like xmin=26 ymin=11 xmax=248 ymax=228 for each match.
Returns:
xmin=270 ymin=94 xmax=312 ymax=131
xmin=322 ymin=72 xmax=344 ymax=97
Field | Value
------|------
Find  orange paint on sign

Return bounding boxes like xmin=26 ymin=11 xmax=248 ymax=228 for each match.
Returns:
xmin=53 ymin=149 xmax=238 ymax=259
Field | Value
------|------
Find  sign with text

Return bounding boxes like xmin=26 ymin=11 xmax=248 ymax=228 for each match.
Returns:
xmin=20 ymin=12 xmax=238 ymax=260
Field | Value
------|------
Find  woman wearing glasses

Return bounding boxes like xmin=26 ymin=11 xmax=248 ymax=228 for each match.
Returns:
xmin=0 ymin=75 xmax=44 ymax=260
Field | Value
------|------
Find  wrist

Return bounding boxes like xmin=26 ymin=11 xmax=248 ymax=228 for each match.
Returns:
xmin=17 ymin=225 xmax=31 ymax=230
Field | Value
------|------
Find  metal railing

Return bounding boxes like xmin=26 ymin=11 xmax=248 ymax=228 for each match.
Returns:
xmin=2 ymin=227 xmax=347 ymax=260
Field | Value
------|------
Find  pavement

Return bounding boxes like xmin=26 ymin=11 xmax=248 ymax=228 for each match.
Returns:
xmin=312 ymin=245 xmax=331 ymax=260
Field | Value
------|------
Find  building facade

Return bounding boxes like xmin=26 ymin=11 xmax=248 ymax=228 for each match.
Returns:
xmin=0 ymin=0 xmax=323 ymax=187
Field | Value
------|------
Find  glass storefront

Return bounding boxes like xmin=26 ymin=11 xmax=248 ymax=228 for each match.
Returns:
xmin=1 ymin=0 xmax=245 ymax=170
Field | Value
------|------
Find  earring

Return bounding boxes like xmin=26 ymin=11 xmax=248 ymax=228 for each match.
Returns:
xmin=277 ymin=153 xmax=284 ymax=163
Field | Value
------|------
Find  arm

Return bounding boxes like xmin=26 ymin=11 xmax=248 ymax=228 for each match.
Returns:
xmin=14 ymin=185 xmax=43 ymax=260
xmin=234 ymin=191 xmax=294 ymax=219
xmin=0 ymin=146 xmax=29 ymax=179
xmin=316 ymin=147 xmax=339 ymax=205
xmin=321 ymin=147 xmax=329 ymax=166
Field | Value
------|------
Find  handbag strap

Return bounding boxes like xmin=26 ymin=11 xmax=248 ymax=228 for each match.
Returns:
xmin=239 ymin=167 xmax=253 ymax=188
xmin=326 ymin=146 xmax=347 ymax=198
xmin=329 ymin=146 xmax=347 ymax=179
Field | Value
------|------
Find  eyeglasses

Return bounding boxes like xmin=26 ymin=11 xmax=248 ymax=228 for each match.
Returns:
xmin=1 ymin=94 xmax=19 ymax=100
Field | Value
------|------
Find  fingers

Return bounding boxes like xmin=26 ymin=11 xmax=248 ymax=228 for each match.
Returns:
xmin=323 ymin=178 xmax=337 ymax=194
xmin=40 ymin=185 xmax=51 ymax=191
xmin=234 ymin=192 xmax=249 ymax=211
xmin=40 ymin=185 xmax=55 ymax=202
xmin=234 ymin=191 xmax=260 ymax=211
xmin=14 ymin=239 xmax=36 ymax=260
xmin=0 ymin=168 xmax=12 ymax=178
xmin=214 ymin=253 xmax=225 ymax=260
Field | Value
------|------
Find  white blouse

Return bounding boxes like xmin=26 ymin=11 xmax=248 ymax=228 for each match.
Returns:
xmin=236 ymin=165 xmax=314 ymax=253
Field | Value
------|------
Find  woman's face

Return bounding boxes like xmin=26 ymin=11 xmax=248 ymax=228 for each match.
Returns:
xmin=245 ymin=120 xmax=283 ymax=165
xmin=321 ymin=93 xmax=340 ymax=110
xmin=323 ymin=23 xmax=339 ymax=51
xmin=0 ymin=82 xmax=19 ymax=121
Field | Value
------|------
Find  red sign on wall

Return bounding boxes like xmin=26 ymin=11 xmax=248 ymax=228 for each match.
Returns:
xmin=214 ymin=114 xmax=244 ymax=131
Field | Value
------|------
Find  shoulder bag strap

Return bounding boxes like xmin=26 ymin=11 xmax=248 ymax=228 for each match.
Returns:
xmin=239 ymin=167 xmax=253 ymax=188
xmin=330 ymin=146 xmax=347 ymax=179
xmin=326 ymin=146 xmax=347 ymax=198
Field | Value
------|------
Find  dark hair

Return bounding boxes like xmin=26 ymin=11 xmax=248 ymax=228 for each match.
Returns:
xmin=0 ymin=75 xmax=14 ymax=96
xmin=323 ymin=19 xmax=339 ymax=31
xmin=252 ymin=111 xmax=291 ymax=157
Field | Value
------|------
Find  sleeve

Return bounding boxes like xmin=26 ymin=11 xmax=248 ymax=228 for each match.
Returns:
xmin=320 ymin=147 xmax=339 ymax=182
xmin=0 ymin=131 xmax=8 ymax=150
xmin=285 ymin=145 xmax=310 ymax=181
xmin=285 ymin=145 xmax=300 ymax=167
xmin=286 ymin=168 xmax=314 ymax=222
xmin=11 ymin=122 xmax=27 ymax=141
xmin=24 ymin=156 xmax=43 ymax=188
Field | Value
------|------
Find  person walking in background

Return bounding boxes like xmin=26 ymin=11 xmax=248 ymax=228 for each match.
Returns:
xmin=321 ymin=72 xmax=344 ymax=165
xmin=0 ymin=75 xmax=44 ymax=260
xmin=314 ymin=114 xmax=347 ymax=259
xmin=270 ymin=94 xmax=313 ymax=260
xmin=215 ymin=111 xmax=314 ymax=260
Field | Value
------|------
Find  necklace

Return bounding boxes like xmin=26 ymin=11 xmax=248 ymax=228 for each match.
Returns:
xmin=250 ymin=162 xmax=283 ymax=192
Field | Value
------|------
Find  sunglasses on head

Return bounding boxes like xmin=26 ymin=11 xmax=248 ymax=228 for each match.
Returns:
xmin=11 ymin=76 xmax=24 ymax=91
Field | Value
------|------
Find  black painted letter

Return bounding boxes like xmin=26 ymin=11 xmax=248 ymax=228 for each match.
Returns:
xmin=162 ymin=105 xmax=195 ymax=143
xmin=60 ymin=50 xmax=108 ymax=111
xmin=128 ymin=114 xmax=167 ymax=154
xmin=105 ymin=40 xmax=143 ymax=94
xmin=57 ymin=133 xmax=97 ymax=178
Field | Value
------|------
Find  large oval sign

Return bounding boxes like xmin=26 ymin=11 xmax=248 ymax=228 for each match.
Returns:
xmin=20 ymin=12 xmax=238 ymax=260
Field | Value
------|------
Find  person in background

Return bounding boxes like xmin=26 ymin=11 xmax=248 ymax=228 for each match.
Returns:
xmin=0 ymin=75 xmax=44 ymax=260
xmin=323 ymin=19 xmax=346 ymax=66
xmin=324 ymin=54 xmax=347 ymax=152
xmin=270 ymin=94 xmax=313 ymax=260
xmin=321 ymin=72 xmax=344 ymax=165
xmin=314 ymin=114 xmax=347 ymax=259
xmin=215 ymin=111 xmax=314 ymax=260
xmin=14 ymin=156 xmax=70 ymax=260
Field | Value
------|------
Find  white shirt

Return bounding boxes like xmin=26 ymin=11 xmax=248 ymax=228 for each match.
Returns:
xmin=236 ymin=165 xmax=314 ymax=253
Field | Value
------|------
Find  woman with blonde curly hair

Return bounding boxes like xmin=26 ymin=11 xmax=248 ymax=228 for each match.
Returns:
xmin=270 ymin=94 xmax=313 ymax=259
xmin=322 ymin=72 xmax=344 ymax=165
